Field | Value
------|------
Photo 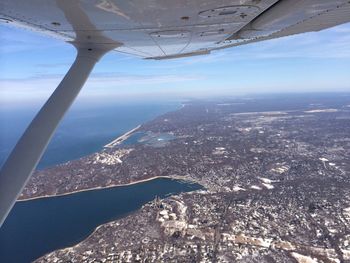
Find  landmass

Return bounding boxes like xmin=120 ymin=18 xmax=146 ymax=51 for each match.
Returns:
xmin=19 ymin=94 xmax=350 ymax=263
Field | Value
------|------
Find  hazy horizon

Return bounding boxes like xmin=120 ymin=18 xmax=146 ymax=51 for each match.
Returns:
xmin=1 ymin=22 xmax=350 ymax=107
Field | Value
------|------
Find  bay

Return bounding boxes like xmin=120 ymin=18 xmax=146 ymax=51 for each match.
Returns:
xmin=0 ymin=100 xmax=189 ymax=262
xmin=0 ymin=178 xmax=202 ymax=263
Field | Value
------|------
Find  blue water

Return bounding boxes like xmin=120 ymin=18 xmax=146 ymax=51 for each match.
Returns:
xmin=0 ymin=101 xmax=189 ymax=262
xmin=121 ymin=131 xmax=147 ymax=146
xmin=0 ymin=178 xmax=202 ymax=263
xmin=0 ymin=101 xmax=180 ymax=169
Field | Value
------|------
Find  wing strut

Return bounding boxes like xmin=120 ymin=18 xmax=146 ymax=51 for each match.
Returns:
xmin=0 ymin=47 xmax=108 ymax=227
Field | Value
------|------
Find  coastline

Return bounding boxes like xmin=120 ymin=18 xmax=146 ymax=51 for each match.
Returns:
xmin=104 ymin=125 xmax=141 ymax=148
xmin=33 ymin=175 xmax=200 ymax=262
xmin=18 ymin=175 xmax=193 ymax=202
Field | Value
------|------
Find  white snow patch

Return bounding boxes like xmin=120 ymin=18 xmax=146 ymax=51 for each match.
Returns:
xmin=213 ymin=147 xmax=227 ymax=155
xmin=94 ymin=149 xmax=132 ymax=165
xmin=259 ymin=177 xmax=274 ymax=184
xmin=344 ymin=207 xmax=350 ymax=220
xmin=305 ymin=109 xmax=338 ymax=113
xmin=159 ymin=210 xmax=168 ymax=216
xmin=262 ymin=183 xmax=274 ymax=190
xmin=291 ymin=252 xmax=318 ymax=263
xmin=270 ymin=165 xmax=289 ymax=174
xmin=250 ymin=185 xmax=262 ymax=190
xmin=342 ymin=249 xmax=350 ymax=261
xmin=232 ymin=185 xmax=246 ymax=192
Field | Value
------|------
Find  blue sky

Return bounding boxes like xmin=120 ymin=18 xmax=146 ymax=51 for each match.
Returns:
xmin=1 ymin=22 xmax=350 ymax=107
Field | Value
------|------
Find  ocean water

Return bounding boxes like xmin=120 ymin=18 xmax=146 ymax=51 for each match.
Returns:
xmin=0 ymin=100 xmax=203 ymax=263
xmin=0 ymin=101 xmax=180 ymax=169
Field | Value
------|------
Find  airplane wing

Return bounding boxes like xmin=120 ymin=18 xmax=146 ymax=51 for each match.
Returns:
xmin=1 ymin=0 xmax=350 ymax=227
xmin=1 ymin=0 xmax=350 ymax=59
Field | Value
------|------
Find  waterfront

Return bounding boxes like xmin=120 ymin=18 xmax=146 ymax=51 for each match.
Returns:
xmin=0 ymin=101 xmax=180 ymax=169
xmin=0 ymin=100 xmax=187 ymax=262
xmin=0 ymin=178 xmax=202 ymax=263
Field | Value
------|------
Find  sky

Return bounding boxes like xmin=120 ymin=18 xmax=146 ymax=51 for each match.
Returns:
xmin=1 ymin=22 xmax=350 ymax=107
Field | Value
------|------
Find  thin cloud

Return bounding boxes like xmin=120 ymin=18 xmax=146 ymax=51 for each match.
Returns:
xmin=35 ymin=63 xmax=70 ymax=69
xmin=0 ymin=72 xmax=204 ymax=103
xmin=1 ymin=21 xmax=349 ymax=105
